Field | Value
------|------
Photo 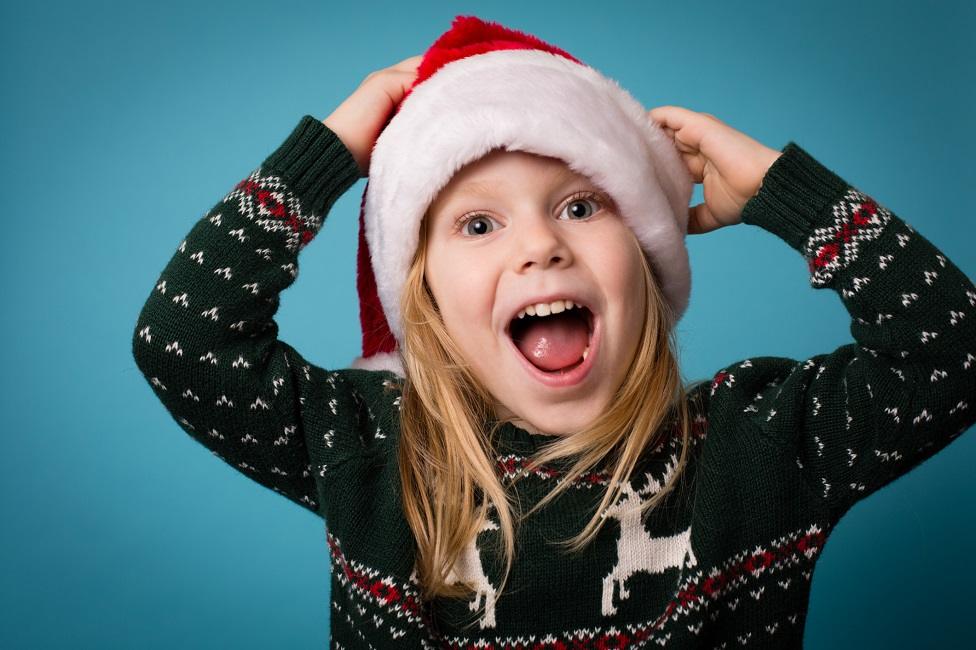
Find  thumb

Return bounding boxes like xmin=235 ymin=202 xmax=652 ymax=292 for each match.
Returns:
xmin=687 ymin=202 xmax=721 ymax=235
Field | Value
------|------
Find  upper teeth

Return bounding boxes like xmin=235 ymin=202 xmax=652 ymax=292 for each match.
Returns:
xmin=517 ymin=299 xmax=579 ymax=319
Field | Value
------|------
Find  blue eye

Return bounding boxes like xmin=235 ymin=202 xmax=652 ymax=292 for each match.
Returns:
xmin=453 ymin=191 xmax=607 ymax=238
xmin=460 ymin=214 xmax=499 ymax=237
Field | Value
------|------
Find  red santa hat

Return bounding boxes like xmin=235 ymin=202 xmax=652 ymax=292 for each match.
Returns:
xmin=349 ymin=15 xmax=693 ymax=376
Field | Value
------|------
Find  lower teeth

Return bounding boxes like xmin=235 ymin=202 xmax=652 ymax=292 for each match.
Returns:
xmin=557 ymin=347 xmax=589 ymax=374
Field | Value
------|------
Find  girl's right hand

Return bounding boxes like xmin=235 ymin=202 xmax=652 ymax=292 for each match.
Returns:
xmin=323 ymin=55 xmax=423 ymax=177
xmin=648 ymin=105 xmax=782 ymax=235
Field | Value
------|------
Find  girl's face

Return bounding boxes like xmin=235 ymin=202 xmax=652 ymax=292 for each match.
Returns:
xmin=423 ymin=149 xmax=647 ymax=436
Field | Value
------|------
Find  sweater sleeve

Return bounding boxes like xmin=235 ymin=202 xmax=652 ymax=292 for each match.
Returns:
xmin=723 ymin=142 xmax=976 ymax=523
xmin=131 ymin=115 xmax=364 ymax=517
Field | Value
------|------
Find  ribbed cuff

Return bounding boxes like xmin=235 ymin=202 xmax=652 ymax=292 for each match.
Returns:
xmin=261 ymin=115 xmax=363 ymax=217
xmin=740 ymin=141 xmax=850 ymax=253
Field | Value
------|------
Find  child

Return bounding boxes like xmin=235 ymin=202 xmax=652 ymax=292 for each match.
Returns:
xmin=132 ymin=14 xmax=975 ymax=648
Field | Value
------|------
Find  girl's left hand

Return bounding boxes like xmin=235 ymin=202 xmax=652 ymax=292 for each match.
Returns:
xmin=648 ymin=105 xmax=782 ymax=235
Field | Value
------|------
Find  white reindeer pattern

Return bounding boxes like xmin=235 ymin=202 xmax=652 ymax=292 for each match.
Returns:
xmin=601 ymin=460 xmax=697 ymax=617
xmin=444 ymin=511 xmax=501 ymax=629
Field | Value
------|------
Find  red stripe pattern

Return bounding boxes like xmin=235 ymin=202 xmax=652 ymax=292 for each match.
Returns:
xmin=804 ymin=188 xmax=893 ymax=287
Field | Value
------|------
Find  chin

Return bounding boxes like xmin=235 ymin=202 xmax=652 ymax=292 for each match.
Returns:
xmin=523 ymin=401 xmax=601 ymax=436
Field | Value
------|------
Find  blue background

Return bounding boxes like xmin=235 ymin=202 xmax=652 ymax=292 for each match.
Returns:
xmin=2 ymin=0 xmax=973 ymax=647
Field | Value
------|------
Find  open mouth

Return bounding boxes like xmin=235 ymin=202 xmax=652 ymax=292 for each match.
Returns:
xmin=505 ymin=303 xmax=597 ymax=383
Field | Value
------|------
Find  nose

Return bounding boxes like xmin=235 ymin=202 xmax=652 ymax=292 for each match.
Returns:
xmin=514 ymin=212 xmax=573 ymax=272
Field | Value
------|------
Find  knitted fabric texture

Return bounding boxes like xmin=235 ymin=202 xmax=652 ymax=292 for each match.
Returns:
xmin=132 ymin=115 xmax=976 ymax=648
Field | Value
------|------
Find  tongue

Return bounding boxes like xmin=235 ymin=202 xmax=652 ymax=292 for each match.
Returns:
xmin=513 ymin=311 xmax=589 ymax=372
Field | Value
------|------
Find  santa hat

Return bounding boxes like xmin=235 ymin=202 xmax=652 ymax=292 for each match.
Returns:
xmin=349 ymin=14 xmax=693 ymax=377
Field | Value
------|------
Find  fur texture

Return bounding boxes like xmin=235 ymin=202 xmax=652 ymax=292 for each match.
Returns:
xmin=350 ymin=349 xmax=404 ymax=376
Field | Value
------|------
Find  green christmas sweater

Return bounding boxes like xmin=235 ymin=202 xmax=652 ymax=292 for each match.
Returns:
xmin=132 ymin=115 xmax=976 ymax=648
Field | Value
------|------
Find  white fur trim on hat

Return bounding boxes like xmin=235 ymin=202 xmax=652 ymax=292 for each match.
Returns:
xmin=364 ymin=48 xmax=694 ymax=347
xmin=350 ymin=350 xmax=405 ymax=377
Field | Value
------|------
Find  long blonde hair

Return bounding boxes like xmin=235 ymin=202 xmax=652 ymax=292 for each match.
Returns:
xmin=396 ymin=208 xmax=706 ymax=621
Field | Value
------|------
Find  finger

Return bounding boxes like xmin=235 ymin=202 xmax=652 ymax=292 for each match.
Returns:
xmin=687 ymin=202 xmax=720 ymax=235
xmin=391 ymin=54 xmax=423 ymax=70
xmin=384 ymin=74 xmax=418 ymax=106
xmin=680 ymin=151 xmax=706 ymax=183
xmin=700 ymin=112 xmax=725 ymax=125
xmin=648 ymin=106 xmax=713 ymax=152
xmin=648 ymin=105 xmax=698 ymax=130
xmin=381 ymin=59 xmax=423 ymax=102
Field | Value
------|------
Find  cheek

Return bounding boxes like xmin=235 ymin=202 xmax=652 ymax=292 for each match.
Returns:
xmin=426 ymin=249 xmax=493 ymax=330
xmin=601 ymin=239 xmax=646 ymax=322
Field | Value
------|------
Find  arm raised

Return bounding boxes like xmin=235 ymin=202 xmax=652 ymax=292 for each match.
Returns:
xmin=131 ymin=116 xmax=367 ymax=516
xmin=713 ymin=142 xmax=975 ymax=523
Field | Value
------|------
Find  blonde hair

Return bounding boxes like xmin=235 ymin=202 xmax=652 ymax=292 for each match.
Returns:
xmin=395 ymin=208 xmax=706 ymax=627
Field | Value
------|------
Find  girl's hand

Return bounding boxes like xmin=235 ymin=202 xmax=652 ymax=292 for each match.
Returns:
xmin=323 ymin=55 xmax=423 ymax=177
xmin=648 ymin=106 xmax=783 ymax=235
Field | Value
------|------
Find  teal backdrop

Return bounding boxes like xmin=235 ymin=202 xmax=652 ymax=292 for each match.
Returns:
xmin=2 ymin=0 xmax=972 ymax=647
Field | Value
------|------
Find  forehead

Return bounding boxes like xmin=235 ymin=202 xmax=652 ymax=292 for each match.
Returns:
xmin=429 ymin=149 xmax=588 ymax=210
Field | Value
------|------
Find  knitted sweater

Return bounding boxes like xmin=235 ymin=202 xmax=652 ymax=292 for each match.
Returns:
xmin=132 ymin=115 xmax=976 ymax=648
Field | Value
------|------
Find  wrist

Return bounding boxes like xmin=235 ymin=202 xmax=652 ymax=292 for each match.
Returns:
xmin=321 ymin=116 xmax=366 ymax=177
xmin=751 ymin=147 xmax=784 ymax=199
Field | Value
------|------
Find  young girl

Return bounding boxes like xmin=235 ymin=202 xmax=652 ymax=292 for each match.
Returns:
xmin=132 ymin=15 xmax=975 ymax=648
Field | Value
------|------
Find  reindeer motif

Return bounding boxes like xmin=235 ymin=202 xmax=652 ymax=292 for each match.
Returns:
xmin=601 ymin=460 xmax=697 ymax=617
xmin=443 ymin=508 xmax=500 ymax=629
